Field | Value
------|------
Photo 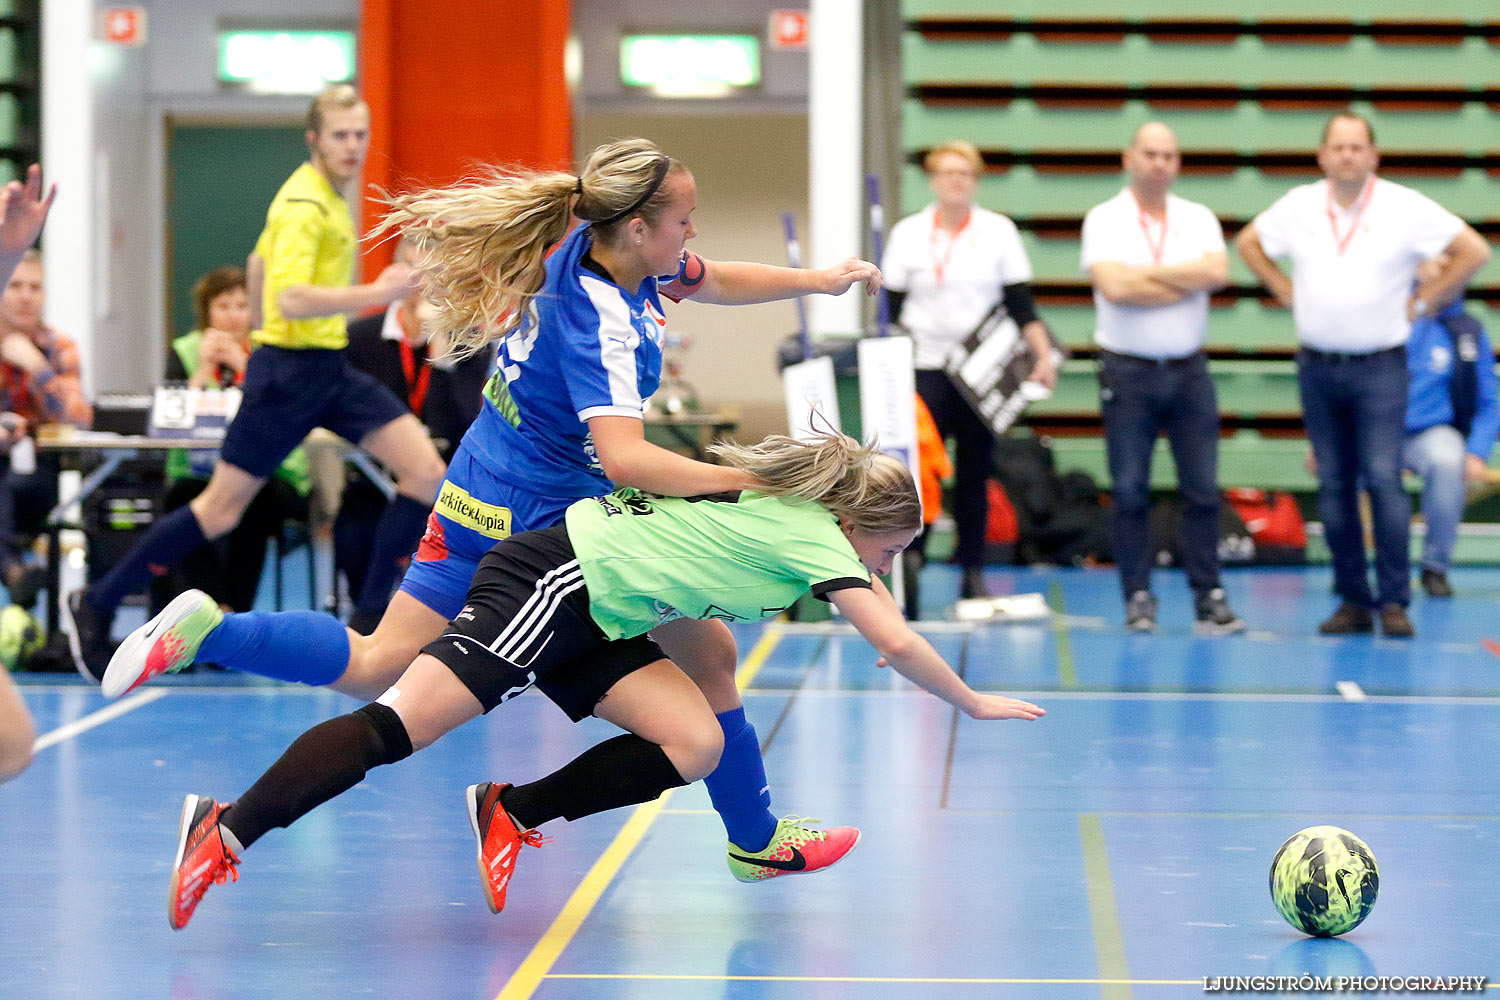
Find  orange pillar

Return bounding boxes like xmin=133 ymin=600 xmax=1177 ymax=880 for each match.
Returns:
xmin=358 ymin=0 xmax=573 ymax=279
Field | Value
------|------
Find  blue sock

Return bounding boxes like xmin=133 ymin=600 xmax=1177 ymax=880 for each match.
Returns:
xmin=355 ymin=494 xmax=430 ymax=619
xmin=197 ymin=610 xmax=351 ymax=687
xmin=704 ymin=706 xmax=777 ymax=852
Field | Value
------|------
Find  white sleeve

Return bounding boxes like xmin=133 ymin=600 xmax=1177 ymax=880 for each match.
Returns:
xmin=1251 ymin=191 xmax=1299 ymax=260
xmin=1079 ymin=205 xmax=1116 ymax=270
xmin=881 ymin=215 xmax=922 ymax=293
xmin=1195 ymin=204 xmax=1227 ymax=254
xmin=991 ymin=215 xmax=1033 ymax=285
xmin=1403 ymin=189 xmax=1466 ymax=259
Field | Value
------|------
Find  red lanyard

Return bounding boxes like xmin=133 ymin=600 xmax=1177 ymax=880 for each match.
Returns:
xmin=398 ymin=335 xmax=431 ymax=415
xmin=1326 ymin=177 xmax=1375 ymax=256
xmin=929 ymin=209 xmax=971 ymax=286
xmin=1132 ymin=194 xmax=1168 ymax=264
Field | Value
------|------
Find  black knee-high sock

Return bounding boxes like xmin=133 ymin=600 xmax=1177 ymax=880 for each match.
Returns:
xmin=499 ymin=734 xmax=688 ymax=831
xmin=354 ymin=494 xmax=430 ymax=619
xmin=219 ymin=703 xmax=413 ymax=850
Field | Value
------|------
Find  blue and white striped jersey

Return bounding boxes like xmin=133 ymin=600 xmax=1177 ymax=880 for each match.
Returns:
xmin=460 ymin=223 xmax=689 ymax=499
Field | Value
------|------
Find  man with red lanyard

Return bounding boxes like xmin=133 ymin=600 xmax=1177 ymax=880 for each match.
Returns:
xmin=1082 ymin=122 xmax=1243 ymax=634
xmin=1238 ymin=111 xmax=1489 ymax=637
xmin=882 ymin=139 xmax=1056 ymax=601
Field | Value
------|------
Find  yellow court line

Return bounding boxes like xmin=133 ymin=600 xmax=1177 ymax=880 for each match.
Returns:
xmin=496 ymin=791 xmax=675 ymax=1000
xmin=733 ymin=621 xmax=785 ymax=691
xmin=545 ymin=974 xmax=1199 ymax=985
xmin=1047 ymin=581 xmax=1078 ymax=689
xmin=494 ymin=623 xmax=785 ymax=1000
xmin=1080 ymin=813 xmax=1134 ymax=1000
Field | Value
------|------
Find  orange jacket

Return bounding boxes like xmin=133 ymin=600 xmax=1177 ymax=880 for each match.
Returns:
xmin=915 ymin=393 xmax=952 ymax=525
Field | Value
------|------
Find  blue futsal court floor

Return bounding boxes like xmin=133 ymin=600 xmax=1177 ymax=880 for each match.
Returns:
xmin=4 ymin=565 xmax=1499 ymax=999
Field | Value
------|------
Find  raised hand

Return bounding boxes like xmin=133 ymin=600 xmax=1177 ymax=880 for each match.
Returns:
xmin=0 ymin=165 xmax=57 ymax=258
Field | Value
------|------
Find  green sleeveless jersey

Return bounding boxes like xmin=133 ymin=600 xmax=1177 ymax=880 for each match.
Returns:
xmin=563 ymin=489 xmax=872 ymax=640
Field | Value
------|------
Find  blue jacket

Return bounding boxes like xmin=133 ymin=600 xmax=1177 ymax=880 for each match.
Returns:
xmin=1406 ymin=302 xmax=1499 ymax=459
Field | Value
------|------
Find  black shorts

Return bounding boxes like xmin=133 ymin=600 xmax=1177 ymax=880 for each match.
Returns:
xmin=419 ymin=525 xmax=665 ymax=721
xmin=219 ymin=346 xmax=411 ymax=478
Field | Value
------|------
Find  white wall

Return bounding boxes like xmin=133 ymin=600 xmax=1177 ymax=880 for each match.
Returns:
xmin=574 ymin=0 xmax=808 ymax=117
xmin=44 ymin=0 xmax=357 ymax=394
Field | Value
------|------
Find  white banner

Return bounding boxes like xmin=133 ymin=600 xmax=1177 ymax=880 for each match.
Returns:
xmin=856 ymin=335 xmax=920 ymax=487
xmin=782 ymin=354 xmax=841 ymax=439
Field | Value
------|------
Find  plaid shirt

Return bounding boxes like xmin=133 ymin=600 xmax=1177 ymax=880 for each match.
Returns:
xmin=0 ymin=325 xmax=93 ymax=430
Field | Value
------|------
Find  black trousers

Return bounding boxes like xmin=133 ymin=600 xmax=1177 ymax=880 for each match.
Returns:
xmin=916 ymin=369 xmax=993 ymax=569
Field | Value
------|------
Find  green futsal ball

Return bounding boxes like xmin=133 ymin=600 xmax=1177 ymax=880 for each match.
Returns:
xmin=0 ymin=604 xmax=45 ymax=672
xmin=1269 ymin=825 xmax=1379 ymax=937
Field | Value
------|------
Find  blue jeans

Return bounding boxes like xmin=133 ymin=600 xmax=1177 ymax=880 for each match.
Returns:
xmin=1298 ymin=347 xmax=1411 ymax=608
xmin=1404 ymin=424 xmax=1466 ymax=575
xmin=1099 ymin=350 xmax=1222 ymax=598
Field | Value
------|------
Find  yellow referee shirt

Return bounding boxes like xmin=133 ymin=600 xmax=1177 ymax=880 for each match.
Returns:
xmin=253 ymin=162 xmax=356 ymax=349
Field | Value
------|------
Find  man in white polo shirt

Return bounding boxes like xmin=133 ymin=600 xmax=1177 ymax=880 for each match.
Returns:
xmin=1082 ymin=122 xmax=1243 ymax=634
xmin=1237 ymin=111 xmax=1490 ymax=637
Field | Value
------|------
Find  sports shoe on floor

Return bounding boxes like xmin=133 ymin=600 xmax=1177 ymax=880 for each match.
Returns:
xmin=1317 ymin=601 xmax=1374 ymax=635
xmin=62 ymin=588 xmax=114 ymax=684
xmin=726 ymin=816 xmax=861 ymax=883
xmin=1193 ymin=587 xmax=1246 ymax=636
xmin=960 ymin=567 xmax=991 ymax=600
xmin=1378 ymin=603 xmax=1414 ymax=638
xmin=1124 ymin=591 xmax=1157 ymax=633
xmin=168 ymin=794 xmax=239 ymax=931
xmin=1420 ymin=568 xmax=1453 ymax=598
xmin=103 ymin=590 xmax=223 ymax=699
xmin=466 ymin=782 xmax=548 ymax=914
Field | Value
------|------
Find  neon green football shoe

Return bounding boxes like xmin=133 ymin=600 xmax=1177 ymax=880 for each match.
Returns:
xmin=726 ymin=816 xmax=861 ymax=883
xmin=102 ymin=589 xmax=222 ymax=699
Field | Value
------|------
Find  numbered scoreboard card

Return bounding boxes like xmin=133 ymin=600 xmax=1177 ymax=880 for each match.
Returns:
xmin=150 ymin=385 xmax=243 ymax=478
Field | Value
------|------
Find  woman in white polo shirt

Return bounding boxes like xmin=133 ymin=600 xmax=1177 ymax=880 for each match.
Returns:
xmin=882 ymin=140 xmax=1056 ymax=600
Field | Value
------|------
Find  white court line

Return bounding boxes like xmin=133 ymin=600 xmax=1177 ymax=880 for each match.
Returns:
xmin=746 ymin=688 xmax=1500 ymax=706
xmin=1336 ymin=680 xmax=1368 ymax=702
xmin=31 ymin=688 xmax=168 ymax=752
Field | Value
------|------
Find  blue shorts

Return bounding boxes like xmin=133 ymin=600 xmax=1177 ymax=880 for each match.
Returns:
xmin=398 ymin=441 xmax=584 ymax=620
xmin=219 ymin=346 xmax=410 ymax=479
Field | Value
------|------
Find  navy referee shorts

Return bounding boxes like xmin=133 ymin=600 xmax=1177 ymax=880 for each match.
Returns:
xmin=219 ymin=345 xmax=411 ymax=479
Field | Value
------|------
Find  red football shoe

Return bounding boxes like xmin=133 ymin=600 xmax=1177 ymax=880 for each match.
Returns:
xmin=466 ymin=783 xmax=548 ymax=914
xmin=168 ymin=794 xmax=240 ymax=930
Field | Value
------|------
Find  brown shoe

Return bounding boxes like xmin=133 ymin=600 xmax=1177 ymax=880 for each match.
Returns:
xmin=1379 ymin=604 xmax=1414 ymax=638
xmin=1318 ymin=602 xmax=1374 ymax=635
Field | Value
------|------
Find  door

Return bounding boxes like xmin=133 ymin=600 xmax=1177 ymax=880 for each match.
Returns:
xmin=164 ymin=122 xmax=308 ymax=343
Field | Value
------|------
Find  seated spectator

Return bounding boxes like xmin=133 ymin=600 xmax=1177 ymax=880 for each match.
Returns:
xmin=335 ymin=238 xmax=490 ymax=615
xmin=1403 ymin=266 xmax=1497 ymax=597
xmin=155 ymin=267 xmax=309 ymax=614
xmin=0 ymin=249 xmax=91 ymax=604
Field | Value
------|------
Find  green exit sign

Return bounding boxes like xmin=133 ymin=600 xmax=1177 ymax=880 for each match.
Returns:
xmin=620 ymin=34 xmax=760 ymax=97
xmin=218 ymin=30 xmax=356 ymax=94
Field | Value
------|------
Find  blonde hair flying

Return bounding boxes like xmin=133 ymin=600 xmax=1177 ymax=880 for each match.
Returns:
xmin=709 ymin=432 xmax=922 ymax=534
xmin=379 ymin=138 xmax=683 ymax=359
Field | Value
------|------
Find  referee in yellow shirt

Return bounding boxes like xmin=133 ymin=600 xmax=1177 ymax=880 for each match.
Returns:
xmin=68 ymin=85 xmax=447 ymax=678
